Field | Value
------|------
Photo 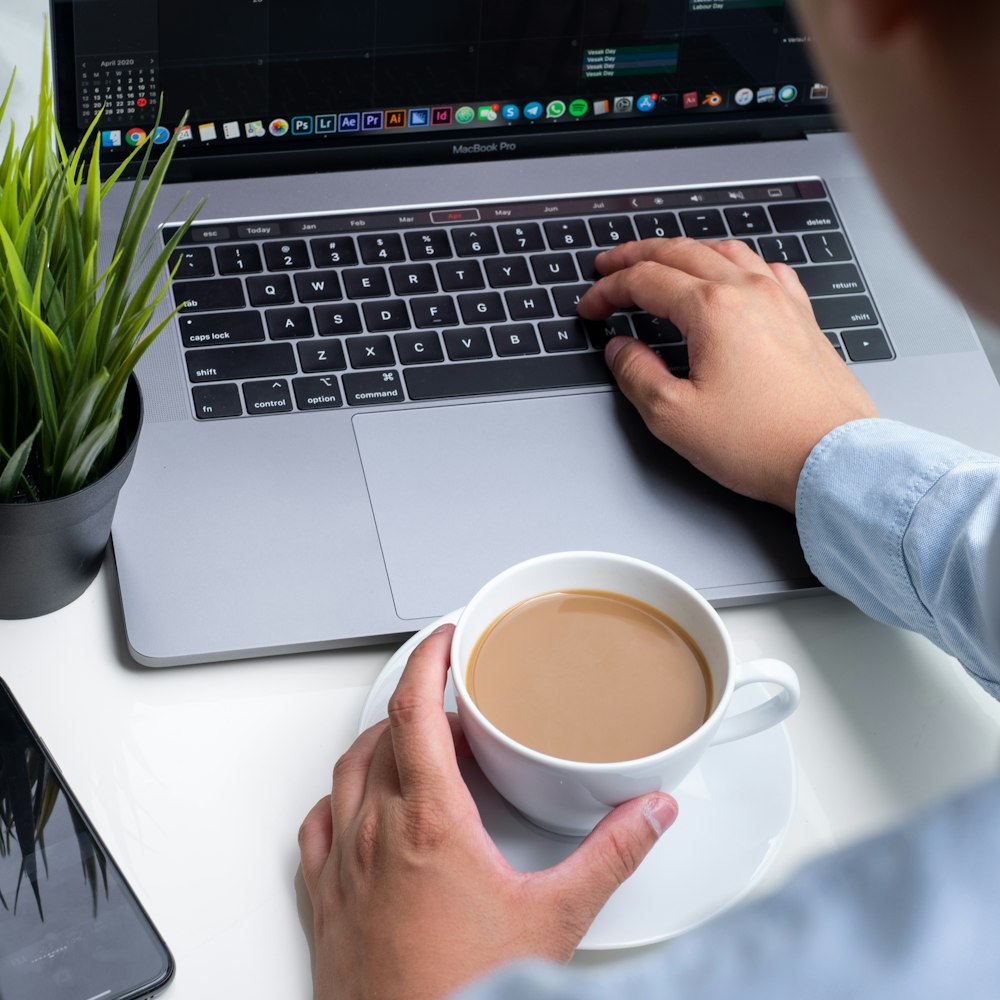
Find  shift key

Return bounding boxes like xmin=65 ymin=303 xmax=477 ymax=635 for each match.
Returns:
xmin=186 ymin=343 xmax=296 ymax=382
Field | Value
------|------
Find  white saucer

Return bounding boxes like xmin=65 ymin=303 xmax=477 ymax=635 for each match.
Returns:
xmin=358 ymin=610 xmax=797 ymax=950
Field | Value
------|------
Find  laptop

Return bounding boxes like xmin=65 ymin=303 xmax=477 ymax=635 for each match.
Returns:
xmin=51 ymin=0 xmax=1000 ymax=665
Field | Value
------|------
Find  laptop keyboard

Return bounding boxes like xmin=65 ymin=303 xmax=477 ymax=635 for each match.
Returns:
xmin=164 ymin=178 xmax=892 ymax=420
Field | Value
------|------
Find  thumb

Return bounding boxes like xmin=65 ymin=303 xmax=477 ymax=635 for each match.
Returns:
xmin=547 ymin=793 xmax=679 ymax=929
xmin=605 ymin=337 xmax=692 ymax=433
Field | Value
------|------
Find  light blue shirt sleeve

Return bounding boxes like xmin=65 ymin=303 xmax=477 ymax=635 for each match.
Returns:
xmin=452 ymin=418 xmax=1000 ymax=1000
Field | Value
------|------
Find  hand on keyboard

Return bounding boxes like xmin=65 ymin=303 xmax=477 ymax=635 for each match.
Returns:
xmin=578 ymin=237 xmax=880 ymax=512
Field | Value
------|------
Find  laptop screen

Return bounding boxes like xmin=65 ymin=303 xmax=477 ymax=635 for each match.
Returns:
xmin=51 ymin=0 xmax=830 ymax=179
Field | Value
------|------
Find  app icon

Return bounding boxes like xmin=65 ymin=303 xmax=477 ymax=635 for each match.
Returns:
xmin=101 ymin=129 xmax=122 ymax=147
xmin=501 ymin=103 xmax=520 ymax=121
xmin=385 ymin=109 xmax=406 ymax=128
xmin=567 ymin=98 xmax=588 ymax=117
xmin=152 ymin=126 xmax=171 ymax=144
xmin=409 ymin=108 xmax=430 ymax=127
xmin=734 ymin=87 xmax=754 ymax=107
xmin=701 ymin=91 xmax=723 ymax=108
xmin=339 ymin=113 xmax=360 ymax=132
xmin=362 ymin=111 xmax=384 ymax=130
xmin=546 ymin=100 xmax=566 ymax=118
xmin=125 ymin=127 xmax=147 ymax=146
xmin=455 ymin=106 xmax=476 ymax=124
xmin=636 ymin=94 xmax=657 ymax=113
xmin=175 ymin=124 xmax=193 ymax=141
xmin=683 ymin=91 xmax=699 ymax=109
xmin=778 ymin=85 xmax=798 ymax=104
xmin=756 ymin=86 xmax=776 ymax=104
xmin=612 ymin=96 xmax=634 ymax=113
xmin=197 ymin=123 xmax=217 ymax=141
xmin=292 ymin=116 xmax=314 ymax=134
xmin=431 ymin=107 xmax=453 ymax=125
xmin=244 ymin=119 xmax=265 ymax=138
xmin=523 ymin=101 xmax=543 ymax=120
xmin=592 ymin=98 xmax=610 ymax=115
xmin=809 ymin=83 xmax=830 ymax=101
xmin=268 ymin=118 xmax=289 ymax=136
xmin=316 ymin=114 xmax=338 ymax=134
xmin=222 ymin=121 xmax=240 ymax=140
xmin=477 ymin=104 xmax=499 ymax=122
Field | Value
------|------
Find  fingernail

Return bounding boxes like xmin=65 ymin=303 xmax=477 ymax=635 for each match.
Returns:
xmin=604 ymin=336 xmax=628 ymax=365
xmin=643 ymin=795 xmax=679 ymax=838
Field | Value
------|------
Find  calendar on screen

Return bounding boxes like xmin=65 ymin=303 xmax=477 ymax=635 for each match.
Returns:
xmin=77 ymin=55 xmax=159 ymax=126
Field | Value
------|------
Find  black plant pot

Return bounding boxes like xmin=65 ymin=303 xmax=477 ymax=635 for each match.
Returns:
xmin=0 ymin=379 xmax=143 ymax=619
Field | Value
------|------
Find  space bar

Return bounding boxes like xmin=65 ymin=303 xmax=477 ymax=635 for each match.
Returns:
xmin=404 ymin=353 xmax=613 ymax=400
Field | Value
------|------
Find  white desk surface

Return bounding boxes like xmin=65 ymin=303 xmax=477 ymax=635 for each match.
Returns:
xmin=3 ymin=559 xmax=1000 ymax=999
xmin=4 ymin=6 xmax=1000 ymax=997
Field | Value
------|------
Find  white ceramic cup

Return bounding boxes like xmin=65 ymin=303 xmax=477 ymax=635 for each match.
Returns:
xmin=450 ymin=551 xmax=800 ymax=836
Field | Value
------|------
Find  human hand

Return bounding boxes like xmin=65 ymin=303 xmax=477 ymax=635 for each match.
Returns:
xmin=298 ymin=624 xmax=678 ymax=1000
xmin=578 ymin=238 xmax=879 ymax=511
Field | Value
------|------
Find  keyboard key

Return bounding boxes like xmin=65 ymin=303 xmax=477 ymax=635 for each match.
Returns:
xmin=794 ymin=263 xmax=865 ymax=297
xmin=841 ymin=328 xmax=892 ymax=362
xmin=538 ymin=318 xmax=590 ymax=352
xmin=680 ymin=209 xmax=727 ymax=238
xmin=576 ymin=249 xmax=603 ymax=280
xmin=552 ymin=284 xmax=592 ymax=317
xmin=633 ymin=313 xmax=684 ymax=345
xmin=803 ymin=231 xmax=852 ymax=262
xmin=404 ymin=352 xmax=612 ymax=401
xmin=758 ymin=235 xmax=806 ymax=264
xmin=458 ymin=291 xmax=506 ymax=324
xmin=724 ymin=206 xmax=772 ymax=236
xmin=635 ymin=213 xmax=681 ymax=239
xmin=589 ymin=216 xmax=637 ymax=246
xmin=812 ymin=295 xmax=879 ymax=329
xmin=438 ymin=259 xmax=485 ymax=291
xmin=505 ymin=288 xmax=554 ymax=320
xmin=170 ymin=247 xmax=214 ymax=278
xmin=216 ymin=244 xmax=262 ymax=275
xmin=444 ymin=327 xmax=493 ymax=360
xmin=247 ymin=274 xmax=293 ymax=306
xmin=389 ymin=263 xmax=438 ymax=295
xmin=174 ymin=278 xmax=246 ymax=312
xmin=769 ymin=201 xmax=838 ymax=232
xmin=293 ymin=375 xmax=344 ymax=409
xmin=311 ymin=236 xmax=358 ymax=267
xmin=295 ymin=270 xmax=343 ymax=302
xmin=498 ymin=222 xmax=544 ymax=253
xmin=492 ymin=323 xmax=540 ymax=357
xmin=343 ymin=369 xmax=405 ymax=406
xmin=263 ymin=240 xmax=310 ymax=269
xmin=408 ymin=295 xmax=457 ymax=328
xmin=243 ymin=378 xmax=293 ymax=415
xmin=186 ymin=343 xmax=296 ymax=381
xmin=192 ymin=383 xmax=242 ymax=419
xmin=531 ymin=253 xmax=578 ymax=284
xmin=652 ymin=343 xmax=690 ymax=374
xmin=298 ymin=339 xmax=347 ymax=372
xmin=452 ymin=227 xmax=499 ymax=256
xmin=343 ymin=267 xmax=391 ymax=298
xmin=823 ymin=331 xmax=847 ymax=362
xmin=266 ymin=306 xmax=315 ymax=339
xmin=179 ymin=311 xmax=264 ymax=347
xmin=587 ymin=314 xmax=633 ymax=349
xmin=395 ymin=331 xmax=444 ymax=364
xmin=348 ymin=335 xmax=396 ymax=367
xmin=315 ymin=303 xmax=363 ymax=336
xmin=405 ymin=230 xmax=452 ymax=260
xmin=359 ymin=233 xmax=405 ymax=264
xmin=544 ymin=219 xmax=591 ymax=249
xmin=485 ymin=256 xmax=532 ymax=287
xmin=362 ymin=300 xmax=411 ymax=333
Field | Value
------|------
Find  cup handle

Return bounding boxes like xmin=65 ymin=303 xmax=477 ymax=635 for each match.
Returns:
xmin=709 ymin=658 xmax=800 ymax=745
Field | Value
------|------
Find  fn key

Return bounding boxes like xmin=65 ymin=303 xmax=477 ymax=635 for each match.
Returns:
xmin=192 ymin=383 xmax=242 ymax=419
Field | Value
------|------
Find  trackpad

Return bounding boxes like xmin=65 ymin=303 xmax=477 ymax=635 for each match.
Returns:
xmin=352 ymin=392 xmax=810 ymax=621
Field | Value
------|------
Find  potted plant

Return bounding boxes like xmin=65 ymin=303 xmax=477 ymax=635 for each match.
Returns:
xmin=0 ymin=44 xmax=199 ymax=618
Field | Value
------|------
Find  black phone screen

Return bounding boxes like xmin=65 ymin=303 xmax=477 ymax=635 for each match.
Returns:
xmin=0 ymin=680 xmax=173 ymax=1000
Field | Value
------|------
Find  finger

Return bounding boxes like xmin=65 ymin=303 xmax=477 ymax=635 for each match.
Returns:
xmin=330 ymin=719 xmax=390 ymax=834
xmin=704 ymin=238 xmax=779 ymax=278
xmin=298 ymin=795 xmax=334 ymax=897
xmin=386 ymin=624 xmax=463 ymax=797
xmin=768 ymin=261 xmax=812 ymax=308
xmin=604 ymin=337 xmax=695 ymax=430
xmin=591 ymin=237 xmax=741 ymax=283
xmin=544 ymin=793 xmax=678 ymax=929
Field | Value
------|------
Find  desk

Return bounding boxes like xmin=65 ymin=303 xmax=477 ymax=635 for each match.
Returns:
xmin=3 ymin=555 xmax=1000 ymax=998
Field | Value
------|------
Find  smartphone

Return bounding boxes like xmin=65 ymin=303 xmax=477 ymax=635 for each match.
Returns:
xmin=0 ymin=678 xmax=174 ymax=1000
